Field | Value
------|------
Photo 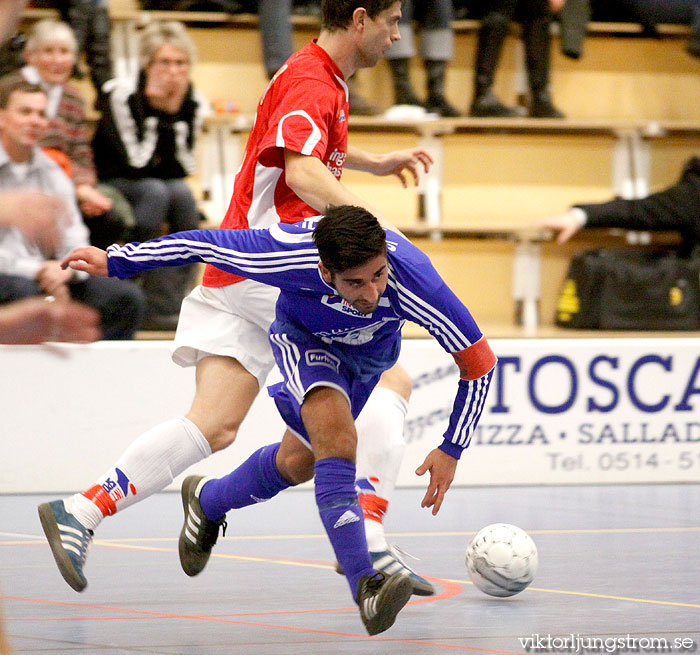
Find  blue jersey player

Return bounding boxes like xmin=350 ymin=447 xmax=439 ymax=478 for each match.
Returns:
xmin=61 ymin=205 xmax=497 ymax=636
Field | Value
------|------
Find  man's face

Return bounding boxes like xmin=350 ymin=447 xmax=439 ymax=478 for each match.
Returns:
xmin=26 ymin=40 xmax=76 ymax=85
xmin=356 ymin=2 xmax=402 ymax=69
xmin=0 ymin=90 xmax=48 ymax=157
xmin=320 ymin=253 xmax=389 ymax=315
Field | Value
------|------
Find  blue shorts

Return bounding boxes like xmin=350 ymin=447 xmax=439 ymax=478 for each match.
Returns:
xmin=267 ymin=330 xmax=381 ymax=444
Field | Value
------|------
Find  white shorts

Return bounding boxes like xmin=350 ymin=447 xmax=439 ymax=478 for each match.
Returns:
xmin=171 ymin=280 xmax=280 ymax=388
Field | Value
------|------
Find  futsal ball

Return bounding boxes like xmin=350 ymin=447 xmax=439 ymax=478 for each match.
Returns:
xmin=465 ymin=523 xmax=538 ymax=597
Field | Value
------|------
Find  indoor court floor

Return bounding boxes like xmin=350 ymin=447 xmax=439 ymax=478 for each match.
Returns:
xmin=1 ymin=484 xmax=698 ymax=654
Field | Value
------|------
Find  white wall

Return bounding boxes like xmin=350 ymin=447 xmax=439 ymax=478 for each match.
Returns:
xmin=1 ymin=338 xmax=699 ymax=493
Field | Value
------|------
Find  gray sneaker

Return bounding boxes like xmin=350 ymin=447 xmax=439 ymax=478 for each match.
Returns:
xmin=336 ymin=545 xmax=435 ymax=596
xmin=38 ymin=500 xmax=93 ymax=592
xmin=178 ymin=475 xmax=227 ymax=577
xmin=356 ymin=571 xmax=412 ymax=636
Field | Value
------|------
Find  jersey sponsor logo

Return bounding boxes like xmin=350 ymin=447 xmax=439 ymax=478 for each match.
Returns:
xmin=333 ymin=509 xmax=360 ymax=529
xmin=322 ymin=294 xmax=372 ymax=318
xmin=326 ymin=148 xmax=346 ymax=179
xmin=339 ymin=109 xmax=346 ymax=123
xmin=305 ymin=349 xmax=341 ymax=372
xmin=315 ymin=316 xmax=400 ymax=346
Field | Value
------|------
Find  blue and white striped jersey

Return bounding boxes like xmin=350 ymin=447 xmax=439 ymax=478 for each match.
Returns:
xmin=107 ymin=219 xmax=496 ymax=457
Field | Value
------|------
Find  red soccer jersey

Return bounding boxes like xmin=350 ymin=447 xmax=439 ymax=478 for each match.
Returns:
xmin=203 ymin=41 xmax=349 ymax=287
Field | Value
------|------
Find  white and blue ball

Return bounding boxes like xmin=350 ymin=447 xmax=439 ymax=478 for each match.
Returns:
xmin=466 ymin=523 xmax=538 ymax=597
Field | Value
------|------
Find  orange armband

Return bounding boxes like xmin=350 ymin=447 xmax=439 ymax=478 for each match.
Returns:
xmin=452 ymin=336 xmax=497 ymax=380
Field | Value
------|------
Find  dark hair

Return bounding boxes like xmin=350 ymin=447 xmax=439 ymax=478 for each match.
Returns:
xmin=313 ymin=205 xmax=387 ymax=273
xmin=321 ymin=0 xmax=404 ymax=32
xmin=0 ymin=77 xmax=46 ymax=109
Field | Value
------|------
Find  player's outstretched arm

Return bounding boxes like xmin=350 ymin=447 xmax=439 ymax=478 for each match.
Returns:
xmin=415 ymin=448 xmax=458 ymax=516
xmin=61 ymin=246 xmax=109 ymax=277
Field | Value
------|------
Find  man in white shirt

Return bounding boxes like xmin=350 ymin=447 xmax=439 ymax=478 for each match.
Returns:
xmin=0 ymin=76 xmax=144 ymax=339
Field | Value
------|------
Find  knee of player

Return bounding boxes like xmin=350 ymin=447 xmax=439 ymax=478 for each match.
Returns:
xmin=378 ymin=364 xmax=412 ymax=402
xmin=188 ymin=416 xmax=240 ymax=453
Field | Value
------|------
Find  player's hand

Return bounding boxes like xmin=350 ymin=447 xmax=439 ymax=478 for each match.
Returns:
xmin=0 ymin=190 xmax=68 ymax=253
xmin=415 ymin=448 xmax=458 ymax=516
xmin=37 ymin=261 xmax=73 ymax=296
xmin=0 ymin=297 xmax=101 ymax=344
xmin=61 ymin=246 xmax=109 ymax=277
xmin=534 ymin=209 xmax=586 ymax=244
xmin=77 ymin=184 xmax=113 ymax=217
xmin=373 ymin=148 xmax=434 ymax=188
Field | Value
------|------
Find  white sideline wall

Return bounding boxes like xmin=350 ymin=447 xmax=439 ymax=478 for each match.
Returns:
xmin=1 ymin=338 xmax=700 ymax=493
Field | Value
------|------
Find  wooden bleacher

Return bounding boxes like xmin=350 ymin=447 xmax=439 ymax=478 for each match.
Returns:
xmin=19 ymin=2 xmax=700 ymax=337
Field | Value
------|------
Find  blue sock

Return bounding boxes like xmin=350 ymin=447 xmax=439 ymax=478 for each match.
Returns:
xmin=199 ymin=443 xmax=290 ymax=521
xmin=314 ymin=457 xmax=375 ymax=601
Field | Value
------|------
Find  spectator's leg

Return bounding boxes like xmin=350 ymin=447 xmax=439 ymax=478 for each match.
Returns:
xmin=386 ymin=1 xmax=422 ymax=108
xmin=419 ymin=0 xmax=459 ymax=116
xmin=258 ymin=0 xmax=293 ymax=78
xmin=107 ymin=178 xmax=169 ymax=243
xmin=0 ymin=274 xmax=40 ymax=304
xmin=70 ymin=276 xmax=145 ymax=340
xmin=86 ymin=0 xmax=114 ymax=94
xmin=523 ymin=2 xmax=565 ymax=118
xmin=469 ymin=9 xmax=519 ymax=117
xmin=138 ymin=180 xmax=199 ymax=329
xmin=61 ymin=0 xmax=92 ymax=79
xmin=689 ymin=0 xmax=700 ymax=57
xmin=106 ymin=178 xmax=172 ymax=326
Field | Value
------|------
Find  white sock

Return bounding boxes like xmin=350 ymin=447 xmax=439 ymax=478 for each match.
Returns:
xmin=65 ymin=416 xmax=211 ymax=531
xmin=355 ymin=387 xmax=408 ymax=552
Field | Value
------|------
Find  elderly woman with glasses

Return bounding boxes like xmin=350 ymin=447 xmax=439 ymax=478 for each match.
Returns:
xmin=92 ymin=20 xmax=210 ymax=330
xmin=6 ymin=18 xmax=130 ymax=249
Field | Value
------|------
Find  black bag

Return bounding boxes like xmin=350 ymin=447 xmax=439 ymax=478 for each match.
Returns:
xmin=556 ymin=248 xmax=700 ymax=330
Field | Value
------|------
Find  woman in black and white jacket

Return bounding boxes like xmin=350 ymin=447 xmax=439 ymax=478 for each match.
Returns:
xmin=93 ymin=20 xmax=210 ymax=329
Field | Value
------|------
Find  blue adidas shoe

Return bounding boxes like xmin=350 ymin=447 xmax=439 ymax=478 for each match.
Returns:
xmin=38 ymin=500 xmax=93 ymax=592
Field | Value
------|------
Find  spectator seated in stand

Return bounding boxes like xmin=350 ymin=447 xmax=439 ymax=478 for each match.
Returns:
xmin=30 ymin=0 xmax=114 ymax=94
xmin=92 ymin=20 xmax=210 ymax=331
xmin=0 ymin=76 xmax=144 ymax=339
xmin=5 ymin=18 xmax=133 ymax=250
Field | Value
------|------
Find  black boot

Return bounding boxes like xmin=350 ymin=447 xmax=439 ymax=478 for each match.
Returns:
xmin=523 ymin=15 xmax=565 ymax=118
xmin=388 ymin=57 xmax=423 ymax=106
xmin=424 ymin=60 xmax=460 ymax=117
xmin=469 ymin=12 xmax=519 ymax=118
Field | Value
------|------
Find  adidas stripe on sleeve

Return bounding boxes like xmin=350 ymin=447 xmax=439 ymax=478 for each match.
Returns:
xmin=387 ymin=236 xmax=497 ymax=458
xmin=106 ymin=226 xmax=319 ymax=291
